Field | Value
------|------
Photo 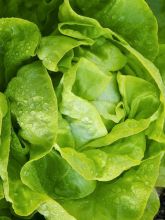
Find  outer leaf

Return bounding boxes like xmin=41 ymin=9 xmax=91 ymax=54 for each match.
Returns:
xmin=146 ymin=0 xmax=165 ymax=43
xmin=6 ymin=61 xmax=58 ymax=158
xmin=140 ymin=190 xmax=160 ymax=220
xmin=0 ymin=0 xmax=63 ymax=35
xmin=59 ymin=154 xmax=162 ymax=220
xmin=21 ymin=150 xmax=96 ymax=200
xmin=70 ymin=0 xmax=158 ymax=60
xmin=58 ymin=0 xmax=105 ymax=43
xmin=0 ymin=18 xmax=40 ymax=90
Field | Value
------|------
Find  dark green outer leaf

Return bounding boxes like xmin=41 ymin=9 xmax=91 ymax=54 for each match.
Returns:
xmin=0 ymin=18 xmax=40 ymax=90
xmin=0 ymin=0 xmax=63 ymax=35
xmin=70 ymin=0 xmax=159 ymax=60
xmin=146 ymin=0 xmax=165 ymax=43
xmin=155 ymin=44 xmax=165 ymax=84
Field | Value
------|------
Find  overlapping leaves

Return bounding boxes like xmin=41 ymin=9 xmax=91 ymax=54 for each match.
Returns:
xmin=0 ymin=0 xmax=164 ymax=220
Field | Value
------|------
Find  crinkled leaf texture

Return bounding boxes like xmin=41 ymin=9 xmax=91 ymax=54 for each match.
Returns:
xmin=0 ymin=0 xmax=164 ymax=219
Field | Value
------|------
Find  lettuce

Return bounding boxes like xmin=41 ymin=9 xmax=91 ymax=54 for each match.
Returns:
xmin=0 ymin=0 xmax=165 ymax=219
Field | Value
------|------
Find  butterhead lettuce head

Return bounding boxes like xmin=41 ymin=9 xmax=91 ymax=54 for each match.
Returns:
xmin=0 ymin=0 xmax=165 ymax=219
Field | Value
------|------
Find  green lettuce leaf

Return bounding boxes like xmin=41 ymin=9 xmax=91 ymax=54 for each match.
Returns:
xmin=156 ymin=154 xmax=165 ymax=187
xmin=155 ymin=44 xmax=165 ymax=84
xmin=6 ymin=61 xmax=58 ymax=158
xmin=6 ymin=130 xmax=75 ymax=219
xmin=0 ymin=0 xmax=63 ymax=35
xmin=0 ymin=18 xmax=40 ymax=90
xmin=70 ymin=0 xmax=159 ymax=60
xmin=38 ymin=200 xmax=76 ymax=220
xmin=59 ymin=62 xmax=108 ymax=147
xmin=37 ymin=35 xmax=87 ymax=72
xmin=58 ymin=154 xmax=162 ymax=220
xmin=57 ymin=113 xmax=75 ymax=148
xmin=117 ymin=74 xmax=159 ymax=119
xmin=56 ymin=133 xmax=146 ymax=181
xmin=21 ymin=150 xmax=96 ymax=200
xmin=75 ymin=37 xmax=127 ymax=73
xmin=146 ymin=0 xmax=165 ymax=43
xmin=140 ymin=190 xmax=160 ymax=220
